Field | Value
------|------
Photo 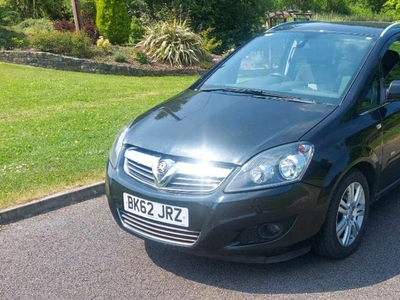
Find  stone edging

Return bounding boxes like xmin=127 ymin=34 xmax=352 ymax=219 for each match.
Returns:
xmin=0 ymin=182 xmax=105 ymax=225
xmin=0 ymin=50 xmax=206 ymax=76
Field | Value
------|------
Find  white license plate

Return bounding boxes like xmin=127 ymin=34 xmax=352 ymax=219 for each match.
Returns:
xmin=123 ymin=193 xmax=189 ymax=227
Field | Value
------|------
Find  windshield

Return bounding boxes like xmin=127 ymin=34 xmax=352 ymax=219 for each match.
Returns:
xmin=199 ymin=31 xmax=376 ymax=104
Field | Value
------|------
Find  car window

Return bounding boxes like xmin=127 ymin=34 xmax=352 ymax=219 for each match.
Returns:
xmin=237 ymin=38 xmax=290 ymax=83
xmin=357 ymin=70 xmax=380 ymax=114
xmin=384 ymin=41 xmax=400 ymax=88
xmin=200 ymin=32 xmax=375 ymax=105
xmin=386 ymin=62 xmax=400 ymax=87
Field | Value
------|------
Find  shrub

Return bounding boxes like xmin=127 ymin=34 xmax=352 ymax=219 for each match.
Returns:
xmin=113 ymin=52 xmax=127 ymax=62
xmin=70 ymin=31 xmax=94 ymax=58
xmin=18 ymin=18 xmax=53 ymax=37
xmin=81 ymin=0 xmax=97 ymax=20
xmin=96 ymin=36 xmax=112 ymax=52
xmin=133 ymin=50 xmax=148 ymax=64
xmin=129 ymin=15 xmax=145 ymax=44
xmin=0 ymin=27 xmax=27 ymax=49
xmin=201 ymin=28 xmax=222 ymax=54
xmin=53 ymin=19 xmax=75 ymax=32
xmin=0 ymin=6 xmax=21 ymax=26
xmin=139 ymin=18 xmax=208 ymax=66
xmin=95 ymin=0 xmax=131 ymax=44
xmin=81 ymin=11 xmax=98 ymax=44
xmin=198 ymin=61 xmax=214 ymax=70
xmin=30 ymin=30 xmax=93 ymax=58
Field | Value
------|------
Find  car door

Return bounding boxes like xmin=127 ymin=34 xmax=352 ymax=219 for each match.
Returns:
xmin=379 ymin=39 xmax=400 ymax=190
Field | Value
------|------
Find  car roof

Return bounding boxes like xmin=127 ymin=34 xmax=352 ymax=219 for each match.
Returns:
xmin=268 ymin=21 xmax=400 ymax=37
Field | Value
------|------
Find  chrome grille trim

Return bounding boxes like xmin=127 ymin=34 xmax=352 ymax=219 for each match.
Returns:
xmin=118 ymin=209 xmax=200 ymax=246
xmin=124 ymin=148 xmax=233 ymax=193
xmin=126 ymin=160 xmax=153 ymax=180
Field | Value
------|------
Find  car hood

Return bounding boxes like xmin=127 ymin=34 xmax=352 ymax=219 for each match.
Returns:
xmin=125 ymin=90 xmax=336 ymax=165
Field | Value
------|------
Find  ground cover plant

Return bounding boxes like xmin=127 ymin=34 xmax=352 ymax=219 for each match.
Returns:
xmin=0 ymin=62 xmax=198 ymax=209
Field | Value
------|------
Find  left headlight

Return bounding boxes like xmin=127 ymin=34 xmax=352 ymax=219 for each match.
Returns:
xmin=109 ymin=123 xmax=131 ymax=169
xmin=225 ymin=142 xmax=314 ymax=193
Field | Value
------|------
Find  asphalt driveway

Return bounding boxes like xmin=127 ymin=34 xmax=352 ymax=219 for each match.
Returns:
xmin=1 ymin=189 xmax=400 ymax=299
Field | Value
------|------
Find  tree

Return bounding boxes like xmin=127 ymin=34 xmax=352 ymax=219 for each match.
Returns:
xmin=95 ymin=0 xmax=130 ymax=44
xmin=383 ymin=0 xmax=400 ymax=11
xmin=71 ymin=0 xmax=83 ymax=30
xmin=277 ymin=0 xmax=351 ymax=14
xmin=4 ymin=0 xmax=71 ymax=19
xmin=142 ymin=0 xmax=273 ymax=53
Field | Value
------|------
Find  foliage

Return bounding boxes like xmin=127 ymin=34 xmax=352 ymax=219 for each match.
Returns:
xmin=95 ymin=0 xmax=131 ymax=44
xmin=38 ymin=0 xmax=71 ymax=20
xmin=0 ymin=5 xmax=20 ymax=25
xmin=129 ymin=15 xmax=145 ymax=44
xmin=0 ymin=63 xmax=197 ymax=209
xmin=126 ymin=0 xmax=149 ymax=18
xmin=96 ymin=36 xmax=112 ymax=51
xmin=53 ymin=19 xmax=75 ymax=32
xmin=18 ymin=18 xmax=53 ymax=36
xmin=139 ymin=17 xmax=208 ymax=66
xmin=384 ymin=0 xmax=400 ymax=12
xmin=113 ymin=52 xmax=127 ymax=62
xmin=51 ymin=3 xmax=98 ymax=44
xmin=198 ymin=60 xmax=214 ymax=69
xmin=141 ymin=0 xmax=272 ymax=53
xmin=315 ymin=8 xmax=398 ymax=21
xmin=133 ymin=48 xmax=148 ymax=64
xmin=200 ymin=28 xmax=222 ymax=54
xmin=3 ymin=0 xmax=71 ymax=20
xmin=0 ymin=26 xmax=27 ymax=49
xmin=81 ymin=0 xmax=97 ymax=20
xmin=81 ymin=11 xmax=99 ymax=44
xmin=30 ymin=30 xmax=94 ymax=58
xmin=276 ymin=0 xmax=350 ymax=14
xmin=361 ymin=0 xmax=387 ymax=12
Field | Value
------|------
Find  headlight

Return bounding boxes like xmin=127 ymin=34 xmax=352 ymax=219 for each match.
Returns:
xmin=225 ymin=142 xmax=314 ymax=192
xmin=109 ymin=123 xmax=131 ymax=169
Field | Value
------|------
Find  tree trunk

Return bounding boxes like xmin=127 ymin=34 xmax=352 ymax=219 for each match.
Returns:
xmin=71 ymin=0 xmax=83 ymax=31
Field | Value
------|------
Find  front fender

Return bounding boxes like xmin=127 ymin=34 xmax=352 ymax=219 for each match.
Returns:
xmin=316 ymin=145 xmax=379 ymax=208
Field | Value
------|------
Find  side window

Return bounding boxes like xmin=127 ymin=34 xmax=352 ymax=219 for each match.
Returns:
xmin=383 ymin=41 xmax=400 ymax=88
xmin=357 ymin=70 xmax=380 ymax=114
xmin=357 ymin=39 xmax=400 ymax=114
xmin=386 ymin=63 xmax=400 ymax=88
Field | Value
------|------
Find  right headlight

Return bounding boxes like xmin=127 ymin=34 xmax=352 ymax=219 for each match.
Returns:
xmin=225 ymin=142 xmax=314 ymax=193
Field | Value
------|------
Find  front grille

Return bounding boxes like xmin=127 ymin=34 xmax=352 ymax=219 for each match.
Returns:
xmin=119 ymin=209 xmax=200 ymax=246
xmin=124 ymin=148 xmax=233 ymax=193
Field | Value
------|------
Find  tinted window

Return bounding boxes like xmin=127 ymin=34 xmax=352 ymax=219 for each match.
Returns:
xmin=200 ymin=32 xmax=375 ymax=105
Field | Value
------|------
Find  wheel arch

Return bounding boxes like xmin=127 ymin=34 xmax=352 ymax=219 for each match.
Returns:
xmin=317 ymin=146 xmax=379 ymax=208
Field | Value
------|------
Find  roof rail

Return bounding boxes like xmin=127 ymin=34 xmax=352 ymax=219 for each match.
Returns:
xmin=266 ymin=20 xmax=313 ymax=32
xmin=380 ymin=22 xmax=400 ymax=37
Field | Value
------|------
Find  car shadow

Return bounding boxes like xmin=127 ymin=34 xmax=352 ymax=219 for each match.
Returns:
xmin=145 ymin=185 xmax=400 ymax=294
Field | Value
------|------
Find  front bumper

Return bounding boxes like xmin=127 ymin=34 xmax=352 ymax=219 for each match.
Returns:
xmin=106 ymin=161 xmax=327 ymax=263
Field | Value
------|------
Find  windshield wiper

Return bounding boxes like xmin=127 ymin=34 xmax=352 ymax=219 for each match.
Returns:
xmin=199 ymin=87 xmax=316 ymax=104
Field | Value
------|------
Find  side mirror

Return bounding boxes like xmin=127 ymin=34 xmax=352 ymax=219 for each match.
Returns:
xmin=386 ymin=80 xmax=400 ymax=101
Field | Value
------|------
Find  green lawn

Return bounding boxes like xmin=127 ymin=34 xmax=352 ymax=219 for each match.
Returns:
xmin=0 ymin=63 xmax=198 ymax=209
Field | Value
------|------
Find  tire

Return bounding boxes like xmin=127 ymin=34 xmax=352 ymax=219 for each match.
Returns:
xmin=313 ymin=169 xmax=370 ymax=259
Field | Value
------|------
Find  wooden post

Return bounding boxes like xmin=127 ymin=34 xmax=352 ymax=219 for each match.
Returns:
xmin=71 ymin=0 xmax=83 ymax=31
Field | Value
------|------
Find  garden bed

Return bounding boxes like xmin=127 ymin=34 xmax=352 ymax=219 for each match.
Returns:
xmin=0 ymin=50 xmax=208 ymax=76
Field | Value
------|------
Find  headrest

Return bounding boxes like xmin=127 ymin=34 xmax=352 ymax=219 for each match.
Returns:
xmin=383 ymin=50 xmax=399 ymax=68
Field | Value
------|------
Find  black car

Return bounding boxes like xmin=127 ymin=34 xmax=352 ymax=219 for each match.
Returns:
xmin=106 ymin=21 xmax=400 ymax=263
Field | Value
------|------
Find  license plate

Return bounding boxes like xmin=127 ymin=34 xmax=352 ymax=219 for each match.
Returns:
xmin=123 ymin=193 xmax=189 ymax=227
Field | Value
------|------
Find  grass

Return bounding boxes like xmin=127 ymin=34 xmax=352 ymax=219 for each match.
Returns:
xmin=0 ymin=63 xmax=198 ymax=209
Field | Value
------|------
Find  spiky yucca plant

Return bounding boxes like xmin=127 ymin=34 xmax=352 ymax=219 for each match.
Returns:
xmin=139 ymin=18 xmax=208 ymax=66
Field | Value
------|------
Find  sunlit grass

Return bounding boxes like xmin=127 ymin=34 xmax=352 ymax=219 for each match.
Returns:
xmin=0 ymin=63 xmax=198 ymax=209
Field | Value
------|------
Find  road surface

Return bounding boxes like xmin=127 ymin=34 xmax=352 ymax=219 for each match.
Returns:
xmin=1 ymin=189 xmax=400 ymax=299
